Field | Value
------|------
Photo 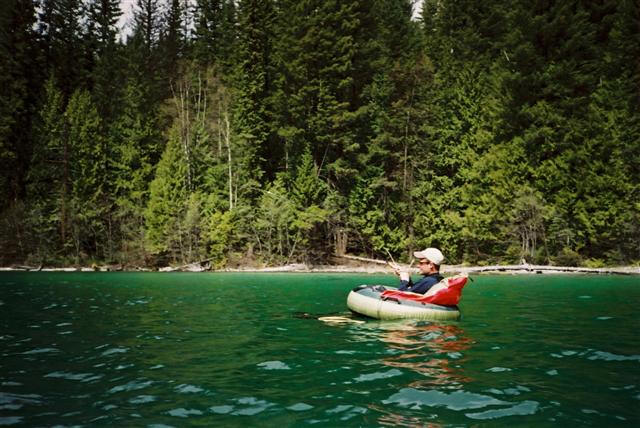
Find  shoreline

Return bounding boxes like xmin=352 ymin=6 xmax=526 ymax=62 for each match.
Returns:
xmin=1 ymin=263 xmax=638 ymax=275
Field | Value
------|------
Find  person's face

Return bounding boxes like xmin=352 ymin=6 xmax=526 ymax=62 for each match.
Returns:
xmin=418 ymin=259 xmax=434 ymax=274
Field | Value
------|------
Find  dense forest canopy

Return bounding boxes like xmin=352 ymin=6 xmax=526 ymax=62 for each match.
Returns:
xmin=0 ymin=0 xmax=638 ymax=268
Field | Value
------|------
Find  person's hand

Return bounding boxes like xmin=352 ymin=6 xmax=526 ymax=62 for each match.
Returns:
xmin=389 ymin=262 xmax=409 ymax=281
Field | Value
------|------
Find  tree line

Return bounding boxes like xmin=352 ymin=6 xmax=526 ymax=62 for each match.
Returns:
xmin=0 ymin=0 xmax=638 ymax=268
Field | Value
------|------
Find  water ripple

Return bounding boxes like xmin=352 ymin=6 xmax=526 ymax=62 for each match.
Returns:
xmin=383 ymin=387 xmax=508 ymax=411
xmin=257 ymin=360 xmax=291 ymax=370
xmin=168 ymin=407 xmax=203 ymax=417
xmin=129 ymin=395 xmax=156 ymax=404
xmin=0 ymin=416 xmax=22 ymax=425
xmin=551 ymin=349 xmax=640 ymax=362
xmin=44 ymin=371 xmax=103 ymax=382
xmin=209 ymin=405 xmax=233 ymax=414
xmin=22 ymin=347 xmax=59 ymax=355
xmin=466 ymin=400 xmax=539 ymax=420
xmin=108 ymin=379 xmax=153 ymax=394
xmin=354 ymin=369 xmax=402 ymax=382
xmin=101 ymin=347 xmax=129 ymax=357
xmin=587 ymin=351 xmax=640 ymax=362
xmin=288 ymin=402 xmax=314 ymax=411
xmin=229 ymin=397 xmax=276 ymax=416
xmin=325 ymin=404 xmax=367 ymax=420
xmin=174 ymin=384 xmax=204 ymax=394
xmin=486 ymin=367 xmax=512 ymax=372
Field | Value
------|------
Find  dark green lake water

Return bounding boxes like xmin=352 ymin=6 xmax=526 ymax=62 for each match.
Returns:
xmin=0 ymin=272 xmax=638 ymax=427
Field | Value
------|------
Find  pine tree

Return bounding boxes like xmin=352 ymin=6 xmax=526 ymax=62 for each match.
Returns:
xmin=128 ymin=0 xmax=168 ymax=104
xmin=273 ymin=0 xmax=361 ymax=186
xmin=291 ymin=149 xmax=329 ymax=262
xmin=233 ymin=0 xmax=276 ymax=184
xmin=351 ymin=0 xmax=429 ymax=259
xmin=109 ymin=79 xmax=162 ymax=264
xmin=193 ymin=0 xmax=237 ymax=68
xmin=86 ymin=0 xmax=124 ymax=119
xmin=160 ymin=0 xmax=188 ymax=82
xmin=25 ymin=78 xmax=67 ymax=262
xmin=414 ymin=0 xmax=511 ymax=262
xmin=38 ymin=0 xmax=89 ymax=97
xmin=497 ymin=0 xmax=639 ymax=263
xmin=65 ymin=89 xmax=106 ymax=262
xmin=145 ymin=123 xmax=189 ymax=261
xmin=0 ymin=0 xmax=41 ymax=211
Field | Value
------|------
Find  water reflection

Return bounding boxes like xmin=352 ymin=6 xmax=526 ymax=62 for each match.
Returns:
xmin=373 ymin=321 xmax=474 ymax=389
xmin=369 ymin=402 xmax=443 ymax=428
xmin=356 ymin=321 xmax=474 ymax=426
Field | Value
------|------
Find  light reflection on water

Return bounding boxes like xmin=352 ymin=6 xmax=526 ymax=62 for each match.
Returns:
xmin=0 ymin=272 xmax=638 ymax=426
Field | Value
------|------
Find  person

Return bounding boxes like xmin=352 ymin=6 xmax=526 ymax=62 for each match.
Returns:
xmin=394 ymin=248 xmax=444 ymax=294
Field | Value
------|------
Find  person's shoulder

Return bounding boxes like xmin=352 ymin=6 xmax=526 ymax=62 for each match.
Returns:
xmin=427 ymin=273 xmax=443 ymax=282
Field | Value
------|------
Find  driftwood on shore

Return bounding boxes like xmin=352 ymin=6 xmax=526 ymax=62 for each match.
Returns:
xmin=447 ymin=264 xmax=639 ymax=275
xmin=1 ymin=255 xmax=638 ymax=275
xmin=336 ymin=254 xmax=639 ymax=276
xmin=159 ymin=259 xmax=212 ymax=272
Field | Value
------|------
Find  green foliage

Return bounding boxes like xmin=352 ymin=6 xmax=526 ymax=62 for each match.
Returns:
xmin=203 ymin=207 xmax=234 ymax=268
xmin=553 ymin=247 xmax=583 ymax=268
xmin=145 ymin=123 xmax=188 ymax=260
xmin=65 ymin=89 xmax=107 ymax=262
xmin=253 ymin=177 xmax=296 ymax=264
xmin=193 ymin=0 xmax=237 ymax=70
xmin=1 ymin=0 xmax=638 ymax=268
xmin=25 ymin=77 xmax=67 ymax=261
xmin=0 ymin=0 xmax=40 ymax=209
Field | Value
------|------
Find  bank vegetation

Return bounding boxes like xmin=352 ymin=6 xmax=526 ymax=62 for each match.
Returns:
xmin=1 ymin=0 xmax=638 ymax=270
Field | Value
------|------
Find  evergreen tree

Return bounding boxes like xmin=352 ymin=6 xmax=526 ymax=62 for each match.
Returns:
xmin=0 ymin=0 xmax=41 ymax=210
xmin=145 ymin=123 xmax=189 ymax=261
xmin=1 ymin=0 xmax=638 ymax=267
xmin=161 ymin=0 xmax=188 ymax=81
xmin=128 ymin=0 xmax=167 ymax=104
xmin=233 ymin=0 xmax=276 ymax=184
xmin=291 ymin=149 xmax=329 ymax=262
xmin=415 ymin=0 xmax=510 ymax=262
xmin=38 ymin=0 xmax=90 ymax=97
xmin=272 ymin=0 xmax=361 ymax=187
xmin=110 ymin=78 xmax=164 ymax=264
xmin=64 ymin=89 xmax=106 ymax=262
xmin=25 ymin=78 xmax=67 ymax=263
xmin=86 ymin=0 xmax=124 ymax=119
xmin=193 ymin=0 xmax=237 ymax=68
xmin=253 ymin=176 xmax=295 ymax=264
xmin=347 ymin=0 xmax=429 ymax=259
xmin=498 ymin=0 xmax=639 ymax=263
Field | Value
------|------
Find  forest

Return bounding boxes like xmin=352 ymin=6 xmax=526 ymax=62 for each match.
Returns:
xmin=0 ymin=0 xmax=638 ymax=269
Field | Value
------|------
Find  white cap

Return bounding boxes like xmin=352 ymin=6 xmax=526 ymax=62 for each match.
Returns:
xmin=413 ymin=248 xmax=444 ymax=265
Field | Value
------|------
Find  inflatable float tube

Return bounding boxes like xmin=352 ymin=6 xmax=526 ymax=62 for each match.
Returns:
xmin=346 ymin=276 xmax=468 ymax=321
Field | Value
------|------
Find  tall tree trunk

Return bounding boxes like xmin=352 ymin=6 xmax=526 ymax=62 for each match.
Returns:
xmin=223 ymin=110 xmax=233 ymax=209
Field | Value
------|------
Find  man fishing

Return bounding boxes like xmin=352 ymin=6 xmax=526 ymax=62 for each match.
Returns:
xmin=393 ymin=248 xmax=444 ymax=294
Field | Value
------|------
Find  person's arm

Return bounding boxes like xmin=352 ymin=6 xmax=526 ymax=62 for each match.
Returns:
xmin=398 ymin=277 xmax=412 ymax=291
